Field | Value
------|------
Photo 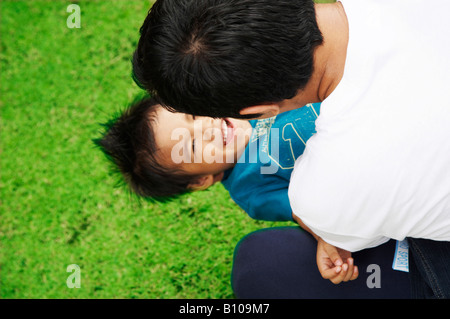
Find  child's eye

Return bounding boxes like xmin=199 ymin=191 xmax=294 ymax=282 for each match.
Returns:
xmin=192 ymin=139 xmax=196 ymax=155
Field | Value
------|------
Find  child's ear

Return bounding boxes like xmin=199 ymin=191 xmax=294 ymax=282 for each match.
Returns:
xmin=187 ymin=172 xmax=224 ymax=191
xmin=187 ymin=175 xmax=214 ymax=191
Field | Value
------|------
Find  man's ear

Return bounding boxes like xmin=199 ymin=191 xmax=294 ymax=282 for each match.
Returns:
xmin=187 ymin=172 xmax=224 ymax=191
xmin=239 ymin=104 xmax=280 ymax=119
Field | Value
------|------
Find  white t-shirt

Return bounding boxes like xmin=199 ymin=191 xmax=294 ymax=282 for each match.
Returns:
xmin=288 ymin=0 xmax=450 ymax=252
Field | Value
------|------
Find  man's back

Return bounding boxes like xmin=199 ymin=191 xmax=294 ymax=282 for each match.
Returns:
xmin=289 ymin=0 xmax=450 ymax=251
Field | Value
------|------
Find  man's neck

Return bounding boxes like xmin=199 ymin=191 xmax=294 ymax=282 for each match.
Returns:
xmin=279 ymin=2 xmax=349 ymax=112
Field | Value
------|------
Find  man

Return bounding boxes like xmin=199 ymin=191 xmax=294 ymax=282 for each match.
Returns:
xmin=133 ymin=0 xmax=450 ymax=298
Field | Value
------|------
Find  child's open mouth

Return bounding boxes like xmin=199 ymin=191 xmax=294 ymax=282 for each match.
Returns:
xmin=221 ymin=118 xmax=234 ymax=146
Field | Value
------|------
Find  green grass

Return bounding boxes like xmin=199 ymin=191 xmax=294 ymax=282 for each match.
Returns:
xmin=0 ymin=0 xmax=288 ymax=299
xmin=1 ymin=0 xmax=334 ymax=299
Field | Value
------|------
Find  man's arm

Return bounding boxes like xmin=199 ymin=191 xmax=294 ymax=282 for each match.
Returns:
xmin=292 ymin=212 xmax=319 ymax=240
xmin=292 ymin=213 xmax=358 ymax=284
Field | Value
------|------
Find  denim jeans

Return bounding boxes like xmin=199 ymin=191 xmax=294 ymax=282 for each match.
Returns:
xmin=232 ymin=227 xmax=411 ymax=298
xmin=408 ymin=237 xmax=450 ymax=299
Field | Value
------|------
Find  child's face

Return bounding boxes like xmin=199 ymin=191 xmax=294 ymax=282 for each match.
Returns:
xmin=154 ymin=107 xmax=252 ymax=177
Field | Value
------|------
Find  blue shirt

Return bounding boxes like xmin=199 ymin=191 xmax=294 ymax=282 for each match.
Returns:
xmin=221 ymin=103 xmax=321 ymax=221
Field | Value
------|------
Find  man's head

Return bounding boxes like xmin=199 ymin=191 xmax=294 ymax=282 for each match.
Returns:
xmin=133 ymin=0 xmax=323 ymax=119
xmin=95 ymin=96 xmax=251 ymax=200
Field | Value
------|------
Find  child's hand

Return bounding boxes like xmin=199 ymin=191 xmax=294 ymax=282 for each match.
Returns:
xmin=316 ymin=238 xmax=358 ymax=284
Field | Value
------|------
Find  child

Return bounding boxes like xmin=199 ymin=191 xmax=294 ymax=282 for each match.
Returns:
xmin=95 ymin=95 xmax=320 ymax=222
xmin=95 ymin=95 xmax=364 ymax=284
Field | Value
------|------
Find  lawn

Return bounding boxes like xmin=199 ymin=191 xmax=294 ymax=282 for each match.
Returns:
xmin=1 ymin=0 xmax=334 ymax=299
xmin=0 ymin=0 xmax=286 ymax=299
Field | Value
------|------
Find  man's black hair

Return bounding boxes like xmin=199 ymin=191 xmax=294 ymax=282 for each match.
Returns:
xmin=132 ymin=0 xmax=323 ymax=119
xmin=94 ymin=95 xmax=201 ymax=201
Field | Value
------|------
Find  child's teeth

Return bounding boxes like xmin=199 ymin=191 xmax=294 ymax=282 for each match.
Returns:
xmin=222 ymin=120 xmax=227 ymax=144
